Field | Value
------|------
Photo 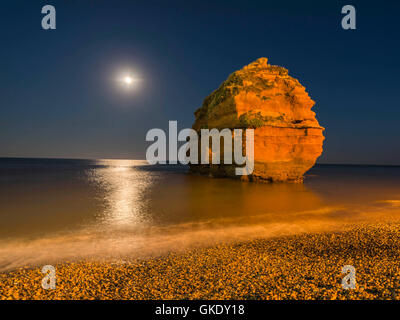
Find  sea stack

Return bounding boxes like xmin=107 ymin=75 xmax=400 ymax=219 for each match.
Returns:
xmin=191 ymin=58 xmax=325 ymax=182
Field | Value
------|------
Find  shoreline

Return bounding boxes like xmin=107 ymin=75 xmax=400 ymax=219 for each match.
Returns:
xmin=1 ymin=222 xmax=400 ymax=300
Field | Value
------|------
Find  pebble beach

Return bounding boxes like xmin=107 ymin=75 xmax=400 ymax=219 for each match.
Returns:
xmin=1 ymin=222 xmax=400 ymax=300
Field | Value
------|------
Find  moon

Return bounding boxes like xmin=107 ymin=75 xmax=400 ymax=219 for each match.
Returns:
xmin=113 ymin=70 xmax=142 ymax=91
xmin=124 ymin=76 xmax=133 ymax=85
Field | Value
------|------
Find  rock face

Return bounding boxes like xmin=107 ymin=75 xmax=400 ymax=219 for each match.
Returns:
xmin=191 ymin=58 xmax=325 ymax=182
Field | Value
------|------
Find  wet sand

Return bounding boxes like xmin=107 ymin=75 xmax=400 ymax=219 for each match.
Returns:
xmin=1 ymin=221 xmax=400 ymax=300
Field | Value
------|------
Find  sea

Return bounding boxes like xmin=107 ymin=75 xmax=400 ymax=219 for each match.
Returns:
xmin=1 ymin=158 xmax=400 ymax=271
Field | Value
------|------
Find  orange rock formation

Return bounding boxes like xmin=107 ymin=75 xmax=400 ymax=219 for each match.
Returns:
xmin=191 ymin=57 xmax=325 ymax=182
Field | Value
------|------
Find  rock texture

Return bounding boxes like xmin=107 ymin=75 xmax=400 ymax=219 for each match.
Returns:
xmin=191 ymin=57 xmax=324 ymax=182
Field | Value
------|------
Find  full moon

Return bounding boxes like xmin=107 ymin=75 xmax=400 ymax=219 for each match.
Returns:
xmin=114 ymin=71 xmax=141 ymax=91
xmin=124 ymin=76 xmax=133 ymax=85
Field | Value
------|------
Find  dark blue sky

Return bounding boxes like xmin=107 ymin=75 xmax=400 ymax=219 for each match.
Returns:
xmin=0 ymin=0 xmax=399 ymax=164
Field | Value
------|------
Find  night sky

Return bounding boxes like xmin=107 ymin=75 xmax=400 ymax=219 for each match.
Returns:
xmin=0 ymin=0 xmax=399 ymax=164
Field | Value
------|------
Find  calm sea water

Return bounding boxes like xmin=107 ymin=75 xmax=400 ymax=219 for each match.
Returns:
xmin=1 ymin=158 xmax=400 ymax=271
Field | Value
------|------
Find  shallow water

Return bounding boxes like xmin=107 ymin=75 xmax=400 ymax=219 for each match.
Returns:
xmin=1 ymin=158 xmax=400 ymax=271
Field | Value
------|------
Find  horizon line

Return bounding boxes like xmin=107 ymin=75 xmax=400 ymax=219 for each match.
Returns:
xmin=0 ymin=156 xmax=399 ymax=167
